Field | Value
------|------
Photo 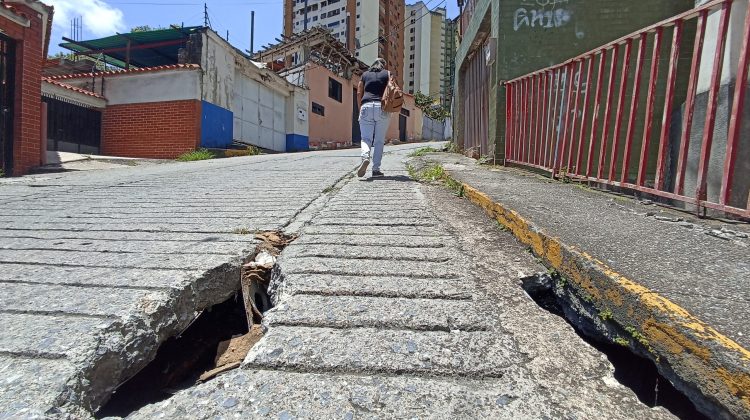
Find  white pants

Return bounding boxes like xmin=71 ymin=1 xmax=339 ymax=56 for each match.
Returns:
xmin=359 ymin=102 xmax=391 ymax=171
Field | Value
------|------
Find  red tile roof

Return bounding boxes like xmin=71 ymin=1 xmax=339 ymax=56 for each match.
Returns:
xmin=42 ymin=77 xmax=106 ymax=99
xmin=45 ymin=64 xmax=201 ymax=81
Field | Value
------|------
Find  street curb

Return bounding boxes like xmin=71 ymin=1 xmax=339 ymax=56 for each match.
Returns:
xmin=449 ymin=177 xmax=750 ymax=418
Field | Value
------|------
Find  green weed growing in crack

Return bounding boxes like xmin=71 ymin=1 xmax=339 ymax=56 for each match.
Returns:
xmin=409 ymin=146 xmax=440 ymax=157
xmin=599 ymin=308 xmax=613 ymax=321
xmin=322 ymin=186 xmax=339 ymax=194
xmin=625 ymin=326 xmax=650 ymax=349
xmin=233 ymin=227 xmax=253 ymax=235
xmin=420 ymin=164 xmax=446 ymax=182
xmin=495 ymin=220 xmax=509 ymax=232
xmin=614 ymin=337 xmax=629 ymax=347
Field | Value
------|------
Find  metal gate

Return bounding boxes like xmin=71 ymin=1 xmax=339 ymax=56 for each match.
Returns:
xmin=43 ymin=97 xmax=102 ymax=154
xmin=461 ymin=45 xmax=489 ymax=155
xmin=0 ymin=34 xmax=15 ymax=175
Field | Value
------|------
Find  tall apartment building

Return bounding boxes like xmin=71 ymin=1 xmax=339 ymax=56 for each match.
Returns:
xmin=283 ymin=0 xmax=404 ymax=86
xmin=403 ymin=2 xmax=446 ymax=101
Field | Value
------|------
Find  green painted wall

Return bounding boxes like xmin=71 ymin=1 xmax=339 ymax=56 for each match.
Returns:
xmin=455 ymin=0 xmax=696 ymax=159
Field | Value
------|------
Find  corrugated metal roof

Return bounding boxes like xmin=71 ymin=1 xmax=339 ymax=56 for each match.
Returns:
xmin=60 ymin=26 xmax=204 ymax=69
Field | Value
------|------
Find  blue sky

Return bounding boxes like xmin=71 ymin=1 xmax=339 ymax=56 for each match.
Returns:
xmin=47 ymin=0 xmax=459 ymax=57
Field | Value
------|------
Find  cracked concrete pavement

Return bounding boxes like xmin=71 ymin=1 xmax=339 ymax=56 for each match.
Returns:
xmin=123 ymin=147 xmax=672 ymax=419
xmin=0 ymin=151 xmax=363 ymax=418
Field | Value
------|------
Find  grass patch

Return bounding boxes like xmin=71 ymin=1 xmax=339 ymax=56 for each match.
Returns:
xmin=446 ymin=142 xmax=460 ymax=154
xmin=177 ymin=148 xmax=215 ymax=162
xmin=409 ymin=146 xmax=440 ymax=157
xmin=420 ymin=164 xmax=446 ymax=182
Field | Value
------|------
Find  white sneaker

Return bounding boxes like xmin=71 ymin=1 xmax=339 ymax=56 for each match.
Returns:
xmin=357 ymin=159 xmax=370 ymax=177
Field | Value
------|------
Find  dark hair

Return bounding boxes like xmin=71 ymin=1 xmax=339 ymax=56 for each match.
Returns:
xmin=369 ymin=58 xmax=387 ymax=72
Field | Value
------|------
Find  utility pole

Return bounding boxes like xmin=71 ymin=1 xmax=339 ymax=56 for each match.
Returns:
xmin=303 ymin=0 xmax=308 ymax=31
xmin=250 ymin=11 xmax=255 ymax=56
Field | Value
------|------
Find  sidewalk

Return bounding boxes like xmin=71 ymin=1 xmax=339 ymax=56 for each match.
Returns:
xmin=415 ymin=153 xmax=750 ymax=418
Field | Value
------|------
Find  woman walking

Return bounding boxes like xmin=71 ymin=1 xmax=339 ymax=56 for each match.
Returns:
xmin=357 ymin=58 xmax=393 ymax=178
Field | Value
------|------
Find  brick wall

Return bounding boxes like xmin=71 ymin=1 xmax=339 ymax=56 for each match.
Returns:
xmin=102 ymin=100 xmax=201 ymax=159
xmin=1 ymin=3 xmax=47 ymax=175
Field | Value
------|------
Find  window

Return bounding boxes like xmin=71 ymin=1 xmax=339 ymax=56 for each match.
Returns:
xmin=312 ymin=102 xmax=325 ymax=116
xmin=328 ymin=77 xmax=343 ymax=102
xmin=410 ymin=28 xmax=414 ymax=33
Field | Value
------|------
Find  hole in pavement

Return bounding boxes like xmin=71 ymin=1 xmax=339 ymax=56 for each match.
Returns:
xmin=521 ymin=274 xmax=710 ymax=420
xmin=96 ymin=231 xmax=296 ymax=418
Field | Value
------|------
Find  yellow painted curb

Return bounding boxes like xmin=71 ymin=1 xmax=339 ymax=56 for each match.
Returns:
xmin=457 ymin=181 xmax=750 ymax=416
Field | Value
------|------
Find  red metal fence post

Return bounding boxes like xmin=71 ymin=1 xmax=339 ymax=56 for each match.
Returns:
xmin=720 ymin=1 xmax=750 ymax=206
xmin=637 ymin=27 xmax=664 ymax=188
xmin=587 ymin=51 xmax=608 ymax=178
xmin=609 ymin=38 xmax=633 ymax=182
xmin=567 ymin=60 xmax=584 ymax=173
xmin=654 ymin=21 xmax=683 ymax=190
xmin=695 ymin=3 xmax=731 ymax=207
xmin=675 ymin=10 xmax=708 ymax=195
xmin=558 ymin=63 xmax=577 ymax=174
xmin=622 ymin=33 xmax=648 ymax=185
xmin=503 ymin=83 xmax=513 ymax=166
xmin=576 ymin=56 xmax=594 ymax=176
xmin=598 ymin=45 xmax=620 ymax=179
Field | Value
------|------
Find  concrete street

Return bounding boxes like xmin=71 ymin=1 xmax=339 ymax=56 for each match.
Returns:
xmin=2 ymin=145 xmax=673 ymax=418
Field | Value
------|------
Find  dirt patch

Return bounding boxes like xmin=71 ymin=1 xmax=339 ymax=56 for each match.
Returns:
xmin=198 ymin=325 xmax=264 ymax=382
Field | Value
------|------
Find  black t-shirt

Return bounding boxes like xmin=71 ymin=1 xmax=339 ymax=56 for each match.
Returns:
xmin=361 ymin=69 xmax=389 ymax=104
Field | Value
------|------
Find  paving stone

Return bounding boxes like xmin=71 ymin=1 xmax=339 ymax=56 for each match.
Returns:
xmin=0 ymin=265 xmax=197 ymax=289
xmin=293 ymin=233 xmax=449 ymax=248
xmin=0 ymin=237 xmax=256 ymax=255
xmin=265 ymin=294 xmax=487 ymax=331
xmin=244 ymin=326 xmax=516 ymax=377
xmin=283 ymin=243 xmax=455 ymax=262
xmin=0 ymin=249 xmax=243 ymax=270
xmin=0 ymin=356 xmax=78 ymax=419
xmin=279 ymin=256 xmax=462 ymax=278
xmin=279 ymin=273 xmax=472 ymax=300
xmin=0 ymin=282 xmax=153 ymax=317
xmin=303 ymin=225 xmax=447 ymax=236
xmin=0 ymin=313 xmax=109 ymax=357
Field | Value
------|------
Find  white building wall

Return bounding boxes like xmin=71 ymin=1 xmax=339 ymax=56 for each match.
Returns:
xmin=60 ymin=70 xmax=201 ymax=106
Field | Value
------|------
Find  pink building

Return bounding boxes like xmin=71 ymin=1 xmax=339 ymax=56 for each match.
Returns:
xmin=306 ymin=65 xmax=419 ymax=150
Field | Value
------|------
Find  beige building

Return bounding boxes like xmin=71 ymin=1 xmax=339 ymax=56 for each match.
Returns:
xmin=403 ymin=2 xmax=446 ymax=100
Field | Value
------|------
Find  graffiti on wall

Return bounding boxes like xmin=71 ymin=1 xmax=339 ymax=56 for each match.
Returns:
xmin=514 ymin=0 xmax=573 ymax=31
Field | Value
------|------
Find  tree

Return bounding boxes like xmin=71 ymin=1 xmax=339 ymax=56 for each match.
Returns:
xmin=131 ymin=24 xmax=180 ymax=32
xmin=414 ymin=91 xmax=450 ymax=122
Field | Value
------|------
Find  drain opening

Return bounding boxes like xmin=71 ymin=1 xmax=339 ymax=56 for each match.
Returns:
xmin=96 ymin=231 xmax=296 ymax=418
xmin=521 ymin=274 xmax=710 ymax=420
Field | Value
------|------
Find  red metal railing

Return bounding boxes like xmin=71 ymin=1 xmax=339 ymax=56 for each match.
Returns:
xmin=504 ymin=0 xmax=750 ymax=218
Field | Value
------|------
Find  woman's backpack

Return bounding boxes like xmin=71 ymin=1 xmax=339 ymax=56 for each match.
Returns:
xmin=382 ymin=71 xmax=404 ymax=113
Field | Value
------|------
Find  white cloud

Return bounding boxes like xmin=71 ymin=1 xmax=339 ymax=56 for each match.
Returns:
xmin=47 ymin=0 xmax=126 ymax=38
